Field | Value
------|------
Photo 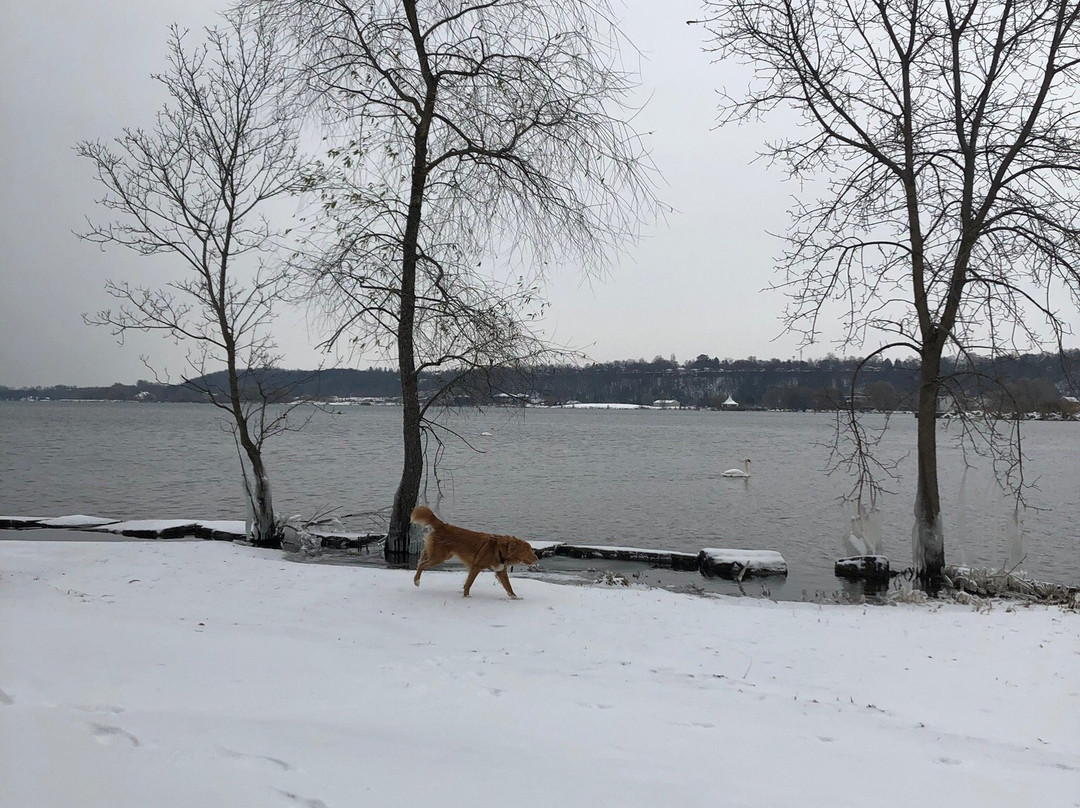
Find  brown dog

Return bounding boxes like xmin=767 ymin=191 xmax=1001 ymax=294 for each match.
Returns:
xmin=411 ymin=506 xmax=538 ymax=598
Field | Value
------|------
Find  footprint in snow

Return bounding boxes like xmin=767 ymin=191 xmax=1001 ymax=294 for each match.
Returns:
xmin=73 ymin=703 xmax=124 ymax=714
xmin=221 ymin=747 xmax=292 ymax=770
xmin=90 ymin=723 xmax=140 ymax=747
xmin=0 ymin=689 xmax=14 ymax=706
xmin=277 ymin=789 xmax=328 ymax=808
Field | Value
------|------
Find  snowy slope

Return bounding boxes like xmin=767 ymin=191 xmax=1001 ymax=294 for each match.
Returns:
xmin=1 ymin=540 xmax=1076 ymax=808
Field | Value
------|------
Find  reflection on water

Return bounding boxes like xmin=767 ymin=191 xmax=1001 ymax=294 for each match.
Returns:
xmin=1 ymin=401 xmax=1077 ymax=592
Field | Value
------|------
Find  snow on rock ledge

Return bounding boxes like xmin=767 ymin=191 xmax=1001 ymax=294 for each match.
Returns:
xmin=90 ymin=520 xmax=199 ymax=539
xmin=699 ymin=548 xmax=788 ymax=578
xmin=192 ymin=521 xmax=248 ymax=541
xmin=0 ymin=516 xmax=48 ymax=529
xmin=38 ymin=515 xmax=119 ymax=528
xmin=555 ymin=544 xmax=701 ymax=570
xmin=529 ymin=540 xmax=563 ymax=557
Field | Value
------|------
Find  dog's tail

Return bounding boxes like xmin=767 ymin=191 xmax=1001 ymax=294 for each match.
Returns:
xmin=410 ymin=505 xmax=442 ymax=529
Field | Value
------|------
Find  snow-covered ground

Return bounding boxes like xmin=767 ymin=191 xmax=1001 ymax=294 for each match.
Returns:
xmin=1 ymin=540 xmax=1076 ymax=808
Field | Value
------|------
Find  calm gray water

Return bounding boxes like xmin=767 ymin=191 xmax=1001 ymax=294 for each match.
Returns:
xmin=2 ymin=401 xmax=1077 ymax=594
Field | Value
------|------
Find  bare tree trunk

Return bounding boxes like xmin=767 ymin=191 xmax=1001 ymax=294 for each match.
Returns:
xmin=385 ymin=214 xmax=425 ymax=561
xmin=245 ymin=448 xmax=278 ymax=548
xmin=913 ymin=349 xmax=945 ymax=590
xmin=387 ymin=367 xmax=422 ymax=563
xmin=225 ymin=314 xmax=279 ymax=548
xmin=385 ymin=10 xmax=434 ymax=563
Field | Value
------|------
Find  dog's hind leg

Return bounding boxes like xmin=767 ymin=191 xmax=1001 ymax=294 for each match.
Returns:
xmin=415 ymin=545 xmax=456 ymax=587
xmin=413 ymin=547 xmax=431 ymax=586
xmin=494 ymin=569 xmax=521 ymax=599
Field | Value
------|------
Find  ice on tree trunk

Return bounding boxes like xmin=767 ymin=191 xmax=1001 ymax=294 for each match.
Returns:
xmin=1007 ymin=507 xmax=1025 ymax=572
xmin=911 ymin=505 xmax=945 ymax=578
xmin=842 ymin=503 xmax=883 ymax=557
xmin=955 ymin=465 xmax=970 ymax=567
xmin=241 ymin=461 xmax=275 ymax=546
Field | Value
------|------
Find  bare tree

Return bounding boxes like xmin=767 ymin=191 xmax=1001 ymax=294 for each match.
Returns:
xmin=700 ymin=0 xmax=1080 ymax=587
xmin=250 ymin=0 xmax=658 ymax=562
xmin=77 ymin=12 xmax=307 ymax=547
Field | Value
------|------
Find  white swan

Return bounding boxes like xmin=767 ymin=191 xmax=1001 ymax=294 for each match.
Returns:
xmin=722 ymin=459 xmax=751 ymax=478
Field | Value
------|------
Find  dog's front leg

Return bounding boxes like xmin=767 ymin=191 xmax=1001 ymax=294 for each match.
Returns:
xmin=462 ymin=566 xmax=483 ymax=597
xmin=495 ymin=569 xmax=521 ymax=599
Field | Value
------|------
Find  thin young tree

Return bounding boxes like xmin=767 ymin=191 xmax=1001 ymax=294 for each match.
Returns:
xmin=700 ymin=0 xmax=1080 ymax=587
xmin=77 ymin=12 xmax=307 ymax=547
xmin=250 ymin=0 xmax=658 ymax=562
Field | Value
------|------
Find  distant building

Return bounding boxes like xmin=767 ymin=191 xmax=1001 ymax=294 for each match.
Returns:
xmin=492 ymin=392 xmax=528 ymax=407
xmin=844 ymin=392 xmax=872 ymax=411
xmin=721 ymin=395 xmax=738 ymax=409
xmin=652 ymin=399 xmax=680 ymax=409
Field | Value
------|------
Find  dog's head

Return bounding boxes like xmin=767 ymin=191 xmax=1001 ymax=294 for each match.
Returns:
xmin=497 ymin=535 xmax=539 ymax=566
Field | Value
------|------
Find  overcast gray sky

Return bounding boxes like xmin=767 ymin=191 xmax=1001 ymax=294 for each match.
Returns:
xmin=6 ymin=1 xmax=1069 ymax=388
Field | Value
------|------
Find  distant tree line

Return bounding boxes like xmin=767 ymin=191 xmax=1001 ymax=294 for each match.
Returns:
xmin=5 ymin=351 xmax=1077 ymax=415
xmin=492 ymin=351 xmax=1080 ymax=414
xmin=0 ymin=368 xmax=399 ymax=404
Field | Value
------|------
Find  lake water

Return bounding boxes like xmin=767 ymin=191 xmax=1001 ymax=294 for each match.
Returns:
xmin=2 ymin=401 xmax=1077 ymax=596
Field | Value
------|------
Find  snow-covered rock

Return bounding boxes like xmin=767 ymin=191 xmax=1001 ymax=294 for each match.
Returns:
xmin=699 ymin=548 xmax=788 ymax=578
xmin=88 ymin=520 xmax=198 ymax=539
xmin=0 ymin=516 xmax=47 ymax=529
xmin=191 ymin=521 xmax=248 ymax=541
xmin=528 ymin=540 xmax=563 ymax=557
xmin=557 ymin=544 xmax=701 ymax=570
xmin=835 ymin=555 xmax=891 ymax=583
xmin=37 ymin=515 xmax=119 ymax=528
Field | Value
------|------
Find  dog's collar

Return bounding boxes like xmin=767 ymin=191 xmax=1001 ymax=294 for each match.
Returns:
xmin=490 ymin=540 xmax=507 ymax=571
